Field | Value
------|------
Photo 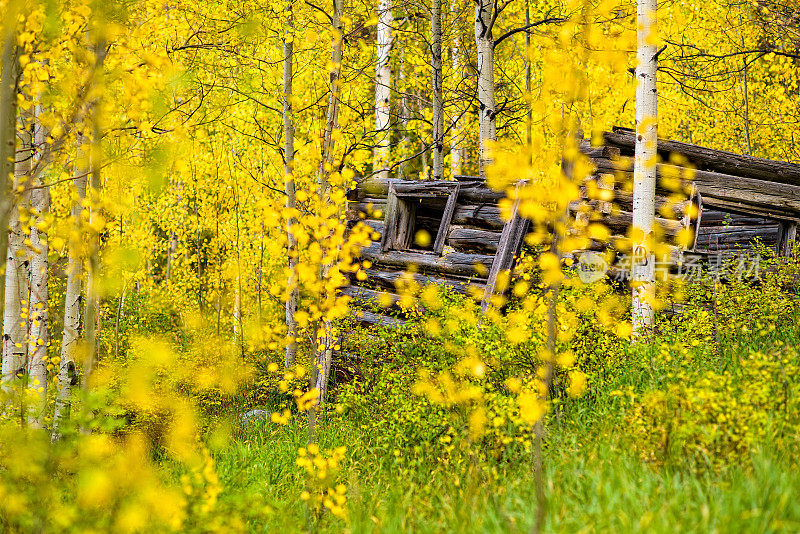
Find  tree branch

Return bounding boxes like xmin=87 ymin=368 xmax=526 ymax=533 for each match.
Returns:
xmin=494 ymin=17 xmax=566 ymax=48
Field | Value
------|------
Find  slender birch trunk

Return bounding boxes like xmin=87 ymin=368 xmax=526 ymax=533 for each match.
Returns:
xmin=318 ymin=0 xmax=344 ymax=190
xmin=524 ymin=0 xmax=532 ymax=147
xmin=165 ymin=230 xmax=176 ymax=280
xmin=373 ymin=0 xmax=392 ymax=180
xmin=449 ymin=8 xmax=464 ymax=178
xmin=2 ymin=111 xmax=31 ymax=389
xmin=284 ymin=0 xmax=299 ymax=368
xmin=431 ymin=0 xmax=444 ymax=180
xmin=232 ymin=186 xmax=242 ymax=355
xmin=313 ymin=0 xmax=345 ymax=411
xmin=397 ymin=47 xmax=409 ymax=180
xmin=81 ymin=40 xmax=107 ymax=386
xmin=27 ymin=101 xmax=49 ymax=427
xmin=474 ymin=0 xmax=496 ymax=175
xmin=631 ymin=0 xmax=657 ymax=337
xmin=52 ymin=146 xmax=88 ymax=438
xmin=0 ymin=21 xmax=18 ymax=264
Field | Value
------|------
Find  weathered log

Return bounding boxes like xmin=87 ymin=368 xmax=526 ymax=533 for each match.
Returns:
xmin=607 ymin=190 xmax=693 ymax=216
xmin=569 ymin=203 xmax=686 ymax=237
xmin=349 ymin=200 xmax=505 ymax=230
xmin=578 ymin=140 xmax=621 ymax=160
xmin=446 ymin=226 xmax=501 ymax=252
xmin=483 ymin=187 xmax=529 ymax=309
xmin=355 ymin=267 xmax=484 ymax=294
xmin=776 ymin=221 xmax=798 ymax=256
xmin=695 ymin=225 xmax=779 ymax=248
xmin=700 ymin=210 xmax=773 ymax=226
xmin=352 ymin=221 xmax=501 ymax=254
xmin=342 ymin=285 xmax=402 ymax=307
xmin=590 ymin=158 xmax=800 ymax=219
xmin=360 ymin=243 xmax=493 ymax=277
xmin=356 ymin=309 xmax=405 ymax=327
xmin=357 ymin=177 xmax=504 ymax=203
xmin=433 ymin=183 xmax=460 ymax=254
xmin=452 ymin=204 xmax=505 ymax=229
xmin=603 ymin=128 xmax=800 ymax=187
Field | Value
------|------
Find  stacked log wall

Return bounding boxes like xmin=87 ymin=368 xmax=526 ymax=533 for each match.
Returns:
xmin=347 ymin=178 xmax=508 ymax=324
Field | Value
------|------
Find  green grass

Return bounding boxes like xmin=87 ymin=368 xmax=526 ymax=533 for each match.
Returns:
xmin=213 ymin=414 xmax=800 ymax=533
xmin=212 ymin=348 xmax=800 ymax=532
xmin=206 ymin=294 xmax=800 ymax=533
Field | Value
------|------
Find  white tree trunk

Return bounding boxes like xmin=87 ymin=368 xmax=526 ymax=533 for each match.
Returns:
xmin=431 ymin=0 xmax=444 ymax=180
xmin=27 ymin=101 xmax=49 ymax=427
xmin=81 ymin=40 xmax=107 ymax=388
xmin=449 ymin=11 xmax=464 ymax=178
xmin=0 ymin=24 xmax=18 ymax=260
xmin=284 ymin=0 xmax=298 ymax=368
xmin=52 ymin=149 xmax=88 ymax=438
xmin=397 ymin=47 xmax=409 ymax=180
xmin=318 ymin=0 xmax=344 ymax=190
xmin=2 ymin=113 xmax=31 ymax=389
xmin=631 ymin=0 xmax=657 ymax=337
xmin=373 ymin=0 xmax=392 ymax=180
xmin=474 ymin=0 xmax=496 ymax=175
xmin=315 ymin=0 xmax=345 ymax=405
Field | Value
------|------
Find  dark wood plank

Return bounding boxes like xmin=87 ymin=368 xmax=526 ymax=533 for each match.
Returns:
xmin=433 ymin=183 xmax=460 ymax=254
xmin=777 ymin=221 xmax=798 ymax=256
xmin=354 ymin=267 xmax=484 ymax=294
xmin=380 ymin=183 xmax=399 ymax=252
xmin=357 ymin=177 xmax=504 ymax=203
xmin=604 ymin=127 xmax=800 ymax=187
xmin=482 ymin=186 xmax=529 ymax=308
xmin=360 ymin=243 xmax=493 ymax=277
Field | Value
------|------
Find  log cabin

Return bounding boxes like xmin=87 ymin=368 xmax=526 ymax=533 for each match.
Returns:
xmin=346 ymin=127 xmax=800 ymax=325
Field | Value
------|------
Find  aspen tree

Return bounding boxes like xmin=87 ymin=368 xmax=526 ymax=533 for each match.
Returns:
xmin=284 ymin=0 xmax=298 ymax=368
xmin=81 ymin=37 xmax=107 ymax=385
xmin=318 ymin=0 xmax=344 ymax=191
xmin=0 ymin=14 xmax=18 ymax=260
xmin=449 ymin=4 xmax=464 ymax=178
xmin=474 ymin=0 xmax=497 ymax=174
xmin=373 ymin=0 xmax=392 ymax=180
xmin=631 ymin=0 xmax=657 ymax=336
xmin=52 ymin=140 xmax=88 ymax=438
xmin=27 ymin=99 xmax=49 ymax=427
xmin=397 ymin=46 xmax=409 ymax=179
xmin=431 ymin=0 xmax=444 ymax=180
xmin=314 ymin=0 xmax=344 ymax=412
xmin=1 ymin=111 xmax=31 ymax=389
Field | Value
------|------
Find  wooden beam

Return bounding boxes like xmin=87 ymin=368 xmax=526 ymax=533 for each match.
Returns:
xmin=380 ymin=182 xmax=399 ymax=252
xmin=357 ymin=177 xmax=504 ymax=203
xmin=354 ymin=267 xmax=484 ymax=294
xmin=604 ymin=127 xmax=800 ymax=187
xmin=482 ymin=185 xmax=529 ymax=308
xmin=777 ymin=221 xmax=798 ymax=256
xmin=433 ymin=183 xmax=460 ymax=254
xmin=360 ymin=243 xmax=493 ymax=277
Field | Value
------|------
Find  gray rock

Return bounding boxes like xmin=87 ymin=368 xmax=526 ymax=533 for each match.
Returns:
xmin=239 ymin=409 xmax=270 ymax=426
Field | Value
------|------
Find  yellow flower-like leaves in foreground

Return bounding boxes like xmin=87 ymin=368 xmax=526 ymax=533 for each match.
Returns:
xmin=518 ymin=392 xmax=546 ymax=424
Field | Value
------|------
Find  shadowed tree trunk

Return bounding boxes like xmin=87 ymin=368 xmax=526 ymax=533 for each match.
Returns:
xmin=431 ymin=0 xmax=444 ymax=180
xmin=2 ymin=110 xmax=31 ymax=390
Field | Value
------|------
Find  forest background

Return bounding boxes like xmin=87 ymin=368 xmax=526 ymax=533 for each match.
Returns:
xmin=1 ymin=0 xmax=800 ymax=531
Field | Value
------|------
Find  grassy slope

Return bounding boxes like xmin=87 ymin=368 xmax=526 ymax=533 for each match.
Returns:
xmin=212 ymin=326 xmax=800 ymax=533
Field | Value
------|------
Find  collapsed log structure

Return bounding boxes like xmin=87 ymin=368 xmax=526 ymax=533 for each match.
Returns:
xmin=346 ymin=177 xmax=528 ymax=324
xmin=587 ymin=127 xmax=800 ymax=257
xmin=346 ymin=127 xmax=800 ymax=324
